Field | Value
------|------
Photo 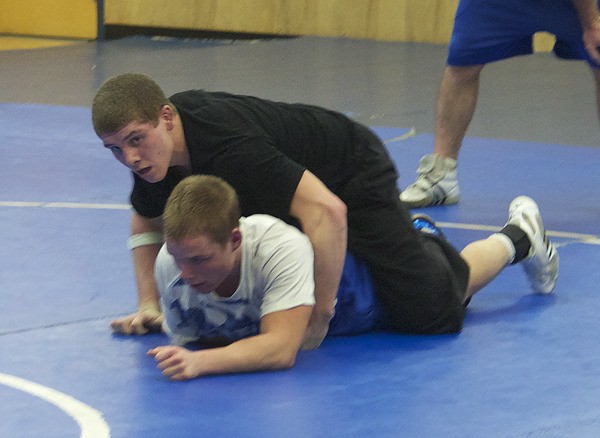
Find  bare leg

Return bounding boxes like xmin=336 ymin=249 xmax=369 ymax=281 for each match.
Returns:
xmin=433 ymin=64 xmax=484 ymax=159
xmin=400 ymin=64 xmax=485 ymax=207
xmin=460 ymin=237 xmax=512 ymax=301
xmin=592 ymin=67 xmax=600 ymax=123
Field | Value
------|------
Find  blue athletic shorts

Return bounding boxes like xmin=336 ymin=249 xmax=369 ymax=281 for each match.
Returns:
xmin=448 ymin=0 xmax=600 ymax=67
xmin=328 ymin=251 xmax=383 ymax=336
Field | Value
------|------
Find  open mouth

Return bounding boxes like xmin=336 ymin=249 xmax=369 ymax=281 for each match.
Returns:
xmin=137 ymin=166 xmax=151 ymax=176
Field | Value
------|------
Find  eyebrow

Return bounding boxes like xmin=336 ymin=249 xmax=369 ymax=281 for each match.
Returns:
xmin=102 ymin=129 xmax=144 ymax=148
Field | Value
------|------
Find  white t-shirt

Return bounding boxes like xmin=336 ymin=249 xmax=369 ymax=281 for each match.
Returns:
xmin=155 ymin=215 xmax=316 ymax=345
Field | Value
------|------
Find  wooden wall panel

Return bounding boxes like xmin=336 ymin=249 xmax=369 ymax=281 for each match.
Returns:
xmin=0 ymin=0 xmax=97 ymax=39
xmin=104 ymin=0 xmax=459 ymax=43
xmin=105 ymin=0 xmax=283 ymax=34
xmin=0 ymin=0 xmax=554 ymax=48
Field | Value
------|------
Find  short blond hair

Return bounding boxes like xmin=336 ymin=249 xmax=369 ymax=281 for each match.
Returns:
xmin=163 ymin=175 xmax=241 ymax=245
xmin=91 ymin=73 xmax=174 ymax=136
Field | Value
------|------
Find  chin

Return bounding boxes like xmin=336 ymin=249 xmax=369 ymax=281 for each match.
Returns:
xmin=142 ymin=168 xmax=168 ymax=184
xmin=143 ymin=175 xmax=161 ymax=184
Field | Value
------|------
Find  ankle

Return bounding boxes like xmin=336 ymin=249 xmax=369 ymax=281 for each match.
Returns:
xmin=497 ymin=224 xmax=531 ymax=265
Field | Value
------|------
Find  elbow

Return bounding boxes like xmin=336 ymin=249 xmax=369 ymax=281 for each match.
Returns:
xmin=271 ymin=350 xmax=299 ymax=371
xmin=327 ymin=197 xmax=348 ymax=235
xmin=335 ymin=198 xmax=348 ymax=226
xmin=279 ymin=356 xmax=297 ymax=371
xmin=299 ymin=196 xmax=347 ymax=242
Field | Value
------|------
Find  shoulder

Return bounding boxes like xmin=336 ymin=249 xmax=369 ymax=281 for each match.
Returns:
xmin=154 ymin=244 xmax=180 ymax=290
xmin=242 ymin=215 xmax=309 ymax=245
xmin=170 ymin=90 xmax=243 ymax=113
xmin=241 ymin=216 xmax=313 ymax=273
xmin=170 ymin=90 xmax=227 ymax=119
xmin=169 ymin=90 xmax=206 ymax=106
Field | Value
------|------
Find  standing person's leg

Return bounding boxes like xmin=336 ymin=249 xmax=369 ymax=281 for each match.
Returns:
xmin=433 ymin=65 xmax=484 ymax=160
xmin=400 ymin=0 xmax=543 ymax=209
xmin=593 ymin=67 xmax=600 ymax=121
xmin=401 ymin=64 xmax=483 ymax=208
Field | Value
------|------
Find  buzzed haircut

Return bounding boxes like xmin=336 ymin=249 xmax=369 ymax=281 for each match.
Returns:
xmin=163 ymin=175 xmax=241 ymax=245
xmin=91 ymin=73 xmax=173 ymax=136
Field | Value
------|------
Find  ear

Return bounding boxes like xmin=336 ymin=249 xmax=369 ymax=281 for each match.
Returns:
xmin=230 ymin=228 xmax=242 ymax=251
xmin=159 ymin=105 xmax=175 ymax=128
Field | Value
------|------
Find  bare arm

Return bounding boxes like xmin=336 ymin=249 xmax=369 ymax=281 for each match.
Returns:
xmin=289 ymin=170 xmax=348 ymax=350
xmin=110 ymin=211 xmax=164 ymax=335
xmin=147 ymin=305 xmax=312 ymax=379
xmin=572 ymin=0 xmax=600 ymax=63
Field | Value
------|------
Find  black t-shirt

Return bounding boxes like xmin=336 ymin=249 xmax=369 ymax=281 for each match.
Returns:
xmin=131 ymin=90 xmax=358 ymax=222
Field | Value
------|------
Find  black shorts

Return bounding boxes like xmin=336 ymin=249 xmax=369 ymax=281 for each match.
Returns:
xmin=340 ymin=124 xmax=469 ymax=334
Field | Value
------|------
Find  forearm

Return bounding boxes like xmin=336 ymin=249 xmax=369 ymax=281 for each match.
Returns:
xmin=196 ymin=306 xmax=312 ymax=376
xmin=297 ymin=205 xmax=347 ymax=350
xmin=150 ymin=306 xmax=312 ymax=379
xmin=132 ymin=245 xmax=162 ymax=310
xmin=573 ymin=0 xmax=600 ymax=63
xmin=293 ymin=177 xmax=347 ymax=314
xmin=309 ymin=218 xmax=347 ymax=316
xmin=289 ymin=170 xmax=348 ymax=349
xmin=130 ymin=211 xmax=163 ymax=310
xmin=572 ymin=0 xmax=600 ymax=28
xmin=193 ymin=333 xmax=300 ymax=376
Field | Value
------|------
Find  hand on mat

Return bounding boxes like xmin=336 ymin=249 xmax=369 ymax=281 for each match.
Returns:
xmin=301 ymin=310 xmax=331 ymax=350
xmin=111 ymin=306 xmax=164 ymax=335
xmin=148 ymin=345 xmax=199 ymax=381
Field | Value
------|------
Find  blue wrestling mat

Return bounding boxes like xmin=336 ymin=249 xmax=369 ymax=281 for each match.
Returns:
xmin=2 ymin=101 xmax=600 ymax=438
xmin=2 ymin=31 xmax=600 ymax=437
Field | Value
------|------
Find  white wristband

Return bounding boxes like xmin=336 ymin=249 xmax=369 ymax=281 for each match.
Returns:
xmin=127 ymin=232 xmax=164 ymax=250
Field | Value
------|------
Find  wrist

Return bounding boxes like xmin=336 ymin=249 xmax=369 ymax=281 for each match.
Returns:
xmin=139 ymin=300 xmax=161 ymax=314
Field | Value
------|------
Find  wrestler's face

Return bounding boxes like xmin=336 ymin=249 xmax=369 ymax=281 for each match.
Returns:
xmin=166 ymin=230 xmax=242 ymax=297
xmin=101 ymin=107 xmax=175 ymax=183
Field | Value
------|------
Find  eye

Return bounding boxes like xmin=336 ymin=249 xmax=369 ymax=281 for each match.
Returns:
xmin=190 ymin=256 xmax=210 ymax=264
xmin=130 ymin=135 xmax=143 ymax=147
xmin=107 ymin=145 xmax=122 ymax=155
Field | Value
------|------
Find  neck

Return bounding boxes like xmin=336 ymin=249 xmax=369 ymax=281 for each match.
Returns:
xmin=215 ymin=248 xmax=242 ymax=298
xmin=168 ymin=114 xmax=191 ymax=173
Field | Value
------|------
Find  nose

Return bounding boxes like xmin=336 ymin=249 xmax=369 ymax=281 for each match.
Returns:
xmin=178 ymin=263 xmax=194 ymax=280
xmin=122 ymin=147 xmax=140 ymax=168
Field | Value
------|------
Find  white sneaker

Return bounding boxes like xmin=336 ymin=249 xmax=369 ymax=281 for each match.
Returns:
xmin=400 ymin=154 xmax=460 ymax=208
xmin=507 ymin=196 xmax=559 ymax=294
